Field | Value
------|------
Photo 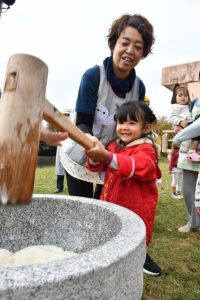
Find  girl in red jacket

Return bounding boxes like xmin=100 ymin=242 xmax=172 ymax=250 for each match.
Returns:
xmin=86 ymin=101 xmax=162 ymax=276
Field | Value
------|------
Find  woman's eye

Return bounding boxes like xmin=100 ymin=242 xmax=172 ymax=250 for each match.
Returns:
xmin=135 ymin=45 xmax=143 ymax=51
xmin=121 ymin=42 xmax=129 ymax=47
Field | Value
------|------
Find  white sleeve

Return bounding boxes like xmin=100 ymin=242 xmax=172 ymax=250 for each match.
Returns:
xmin=168 ymin=105 xmax=181 ymax=126
xmin=173 ymin=117 xmax=200 ymax=145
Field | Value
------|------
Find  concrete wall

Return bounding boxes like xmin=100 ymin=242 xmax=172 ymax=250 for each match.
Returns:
xmin=162 ymin=60 xmax=200 ymax=99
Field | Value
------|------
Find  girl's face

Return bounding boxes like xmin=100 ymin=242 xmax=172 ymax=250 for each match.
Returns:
xmin=112 ymin=26 xmax=144 ymax=79
xmin=176 ymin=90 xmax=189 ymax=105
xmin=116 ymin=115 xmax=148 ymax=145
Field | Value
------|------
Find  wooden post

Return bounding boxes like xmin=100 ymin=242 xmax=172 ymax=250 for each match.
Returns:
xmin=0 ymin=54 xmax=48 ymax=205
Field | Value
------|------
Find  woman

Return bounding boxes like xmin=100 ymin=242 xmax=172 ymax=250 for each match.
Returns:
xmin=64 ymin=13 xmax=155 ymax=198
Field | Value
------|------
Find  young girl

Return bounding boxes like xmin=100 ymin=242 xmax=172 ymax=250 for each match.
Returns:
xmin=168 ymin=147 xmax=183 ymax=199
xmin=169 ymin=85 xmax=200 ymax=161
xmin=86 ymin=101 xmax=162 ymax=276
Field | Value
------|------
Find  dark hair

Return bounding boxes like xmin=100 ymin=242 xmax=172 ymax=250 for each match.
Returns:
xmin=171 ymin=84 xmax=191 ymax=104
xmin=0 ymin=0 xmax=15 ymax=16
xmin=115 ymin=101 xmax=157 ymax=128
xmin=107 ymin=14 xmax=155 ymax=58
xmin=2 ymin=0 xmax=15 ymax=4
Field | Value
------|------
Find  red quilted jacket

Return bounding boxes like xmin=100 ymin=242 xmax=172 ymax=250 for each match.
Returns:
xmin=87 ymin=139 xmax=161 ymax=246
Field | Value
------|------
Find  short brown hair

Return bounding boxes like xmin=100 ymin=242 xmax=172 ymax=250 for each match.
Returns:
xmin=107 ymin=14 xmax=155 ymax=58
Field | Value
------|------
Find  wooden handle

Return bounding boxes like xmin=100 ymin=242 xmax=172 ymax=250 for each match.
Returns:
xmin=0 ymin=53 xmax=48 ymax=205
xmin=43 ymin=99 xmax=93 ymax=150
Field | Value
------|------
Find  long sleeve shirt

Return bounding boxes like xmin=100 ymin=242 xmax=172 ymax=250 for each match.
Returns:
xmin=169 ymin=103 xmax=192 ymax=127
xmin=173 ymin=117 xmax=200 ymax=145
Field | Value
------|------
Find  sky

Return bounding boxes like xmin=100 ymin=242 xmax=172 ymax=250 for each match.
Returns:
xmin=0 ymin=0 xmax=200 ymax=118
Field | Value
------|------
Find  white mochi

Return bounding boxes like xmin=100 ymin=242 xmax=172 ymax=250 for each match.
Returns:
xmin=0 ymin=249 xmax=13 ymax=267
xmin=0 ymin=245 xmax=77 ymax=267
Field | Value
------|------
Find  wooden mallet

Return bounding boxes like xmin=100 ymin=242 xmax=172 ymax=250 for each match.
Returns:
xmin=0 ymin=54 xmax=93 ymax=205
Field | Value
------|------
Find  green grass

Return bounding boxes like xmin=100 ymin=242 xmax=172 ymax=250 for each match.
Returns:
xmin=34 ymin=157 xmax=68 ymax=195
xmin=34 ymin=157 xmax=200 ymax=299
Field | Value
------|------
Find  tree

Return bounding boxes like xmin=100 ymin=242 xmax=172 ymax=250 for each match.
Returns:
xmin=155 ymin=116 xmax=172 ymax=136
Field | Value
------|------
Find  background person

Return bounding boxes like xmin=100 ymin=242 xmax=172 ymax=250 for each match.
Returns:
xmin=173 ymin=104 xmax=200 ymax=233
xmin=168 ymin=147 xmax=183 ymax=199
xmin=144 ymin=95 xmax=150 ymax=106
xmin=169 ymin=85 xmax=200 ymax=161
xmin=54 ymin=146 xmax=65 ymax=193
xmin=54 ymin=108 xmax=71 ymax=193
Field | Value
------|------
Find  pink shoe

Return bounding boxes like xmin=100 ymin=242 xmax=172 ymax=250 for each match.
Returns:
xmin=187 ymin=152 xmax=200 ymax=162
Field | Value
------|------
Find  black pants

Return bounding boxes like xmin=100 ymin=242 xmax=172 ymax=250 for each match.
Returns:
xmin=56 ymin=175 xmax=64 ymax=191
xmin=65 ymin=171 xmax=102 ymax=199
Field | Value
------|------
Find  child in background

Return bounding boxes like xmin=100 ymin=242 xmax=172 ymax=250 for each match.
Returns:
xmin=86 ymin=101 xmax=162 ymax=276
xmin=54 ymin=146 xmax=66 ymax=193
xmin=169 ymin=85 xmax=200 ymax=161
xmin=168 ymin=147 xmax=183 ymax=199
xmin=151 ymin=115 xmax=165 ymax=191
xmin=144 ymin=95 xmax=165 ymax=190
xmin=195 ymin=172 xmax=200 ymax=216
xmin=144 ymin=95 xmax=150 ymax=106
xmin=54 ymin=108 xmax=71 ymax=193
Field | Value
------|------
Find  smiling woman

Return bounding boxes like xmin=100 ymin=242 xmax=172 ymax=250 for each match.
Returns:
xmin=63 ymin=13 xmax=155 ymax=198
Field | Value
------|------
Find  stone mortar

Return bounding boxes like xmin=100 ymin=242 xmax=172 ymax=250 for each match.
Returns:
xmin=0 ymin=195 xmax=146 ymax=300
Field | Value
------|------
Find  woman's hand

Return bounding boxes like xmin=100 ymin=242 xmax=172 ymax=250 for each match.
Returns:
xmin=40 ymin=125 xmax=68 ymax=146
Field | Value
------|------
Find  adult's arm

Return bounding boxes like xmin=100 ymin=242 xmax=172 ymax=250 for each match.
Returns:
xmin=173 ymin=117 xmax=200 ymax=145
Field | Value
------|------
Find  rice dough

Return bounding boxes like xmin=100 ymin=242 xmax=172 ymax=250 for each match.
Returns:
xmin=0 ymin=245 xmax=77 ymax=267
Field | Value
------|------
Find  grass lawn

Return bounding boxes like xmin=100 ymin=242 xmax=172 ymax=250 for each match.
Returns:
xmin=34 ymin=157 xmax=200 ymax=300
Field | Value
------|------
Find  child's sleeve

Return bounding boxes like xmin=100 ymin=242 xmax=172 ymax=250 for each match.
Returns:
xmin=86 ymin=159 xmax=105 ymax=172
xmin=169 ymin=105 xmax=181 ymax=126
xmin=109 ymin=145 xmax=158 ymax=181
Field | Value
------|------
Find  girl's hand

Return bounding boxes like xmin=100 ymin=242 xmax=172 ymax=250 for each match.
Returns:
xmin=86 ymin=140 xmax=109 ymax=162
xmin=88 ymin=158 xmax=100 ymax=167
xmin=40 ymin=125 xmax=68 ymax=146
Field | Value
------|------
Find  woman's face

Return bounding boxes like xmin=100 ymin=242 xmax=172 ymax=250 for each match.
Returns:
xmin=112 ymin=26 xmax=144 ymax=79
